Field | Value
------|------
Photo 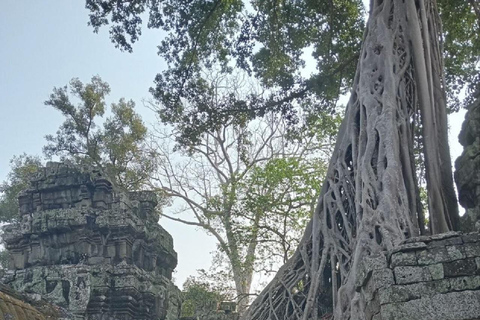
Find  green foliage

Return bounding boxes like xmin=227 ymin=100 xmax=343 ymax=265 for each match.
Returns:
xmin=0 ymin=154 xmax=42 ymax=223
xmin=241 ymin=155 xmax=325 ymax=262
xmin=0 ymin=250 xmax=11 ymax=270
xmin=44 ymin=76 xmax=156 ymax=191
xmin=85 ymin=0 xmax=480 ymax=142
xmin=86 ymin=0 xmax=364 ymax=144
xmin=156 ymin=106 xmax=337 ymax=303
xmin=181 ymin=277 xmax=229 ymax=317
xmin=438 ymin=0 xmax=480 ymax=110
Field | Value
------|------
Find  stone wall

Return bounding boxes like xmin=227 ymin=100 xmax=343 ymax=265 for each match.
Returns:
xmin=358 ymin=232 xmax=480 ymax=320
xmin=2 ymin=162 xmax=181 ymax=320
xmin=0 ymin=283 xmax=72 ymax=319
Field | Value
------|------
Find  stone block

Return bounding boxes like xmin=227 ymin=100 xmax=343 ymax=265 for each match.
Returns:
xmin=394 ymin=266 xmax=432 ymax=284
xmin=371 ymin=268 xmax=395 ymax=291
xmin=380 ymin=290 xmax=480 ymax=320
xmin=427 ymin=236 xmax=463 ymax=249
xmin=416 ymin=247 xmax=450 ymax=265
xmin=371 ymin=313 xmax=382 ymax=320
xmin=379 ymin=283 xmax=427 ymax=305
xmin=364 ymin=293 xmax=380 ymax=320
xmin=12 ymin=252 xmax=25 ymax=269
xmin=390 ymin=251 xmax=417 ymax=267
xmin=462 ymin=233 xmax=480 ymax=243
xmin=446 ymin=245 xmax=465 ymax=260
xmin=443 ymin=258 xmax=478 ymax=277
xmin=356 ymin=254 xmax=389 ymax=291
xmin=427 ymin=263 xmax=444 ymax=280
xmin=463 ymin=242 xmax=480 ymax=258
xmin=379 ymin=278 xmax=465 ymax=304
xmin=448 ymin=275 xmax=480 ymax=291
xmin=390 ymin=242 xmax=427 ymax=254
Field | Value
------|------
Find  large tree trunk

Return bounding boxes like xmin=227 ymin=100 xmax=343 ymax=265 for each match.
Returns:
xmin=243 ymin=0 xmax=458 ymax=319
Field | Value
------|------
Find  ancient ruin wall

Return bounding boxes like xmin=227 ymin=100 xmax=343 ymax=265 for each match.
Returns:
xmin=2 ymin=162 xmax=181 ymax=320
xmin=359 ymin=232 xmax=480 ymax=320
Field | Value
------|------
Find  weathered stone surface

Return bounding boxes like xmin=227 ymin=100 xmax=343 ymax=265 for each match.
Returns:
xmin=360 ymin=233 xmax=480 ymax=320
xmin=445 ymin=244 xmax=465 ymax=260
xmin=356 ymin=254 xmax=388 ymax=290
xmin=0 ymin=283 xmax=72 ymax=320
xmin=455 ymin=89 xmax=480 ymax=232
xmin=389 ymin=241 xmax=427 ymax=253
xmin=462 ymin=232 xmax=480 ymax=243
xmin=401 ymin=231 xmax=461 ymax=244
xmin=379 ymin=282 xmax=430 ymax=305
xmin=416 ymin=247 xmax=450 ymax=265
xmin=380 ymin=290 xmax=480 ymax=320
xmin=390 ymin=251 xmax=417 ymax=267
xmin=464 ymin=242 xmax=480 ymax=257
xmin=2 ymin=162 xmax=181 ymax=320
xmin=443 ymin=258 xmax=478 ymax=277
xmin=427 ymin=263 xmax=444 ymax=280
xmin=394 ymin=266 xmax=432 ymax=284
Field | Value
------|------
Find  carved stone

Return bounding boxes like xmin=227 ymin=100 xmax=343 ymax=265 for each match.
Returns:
xmin=2 ymin=162 xmax=181 ymax=320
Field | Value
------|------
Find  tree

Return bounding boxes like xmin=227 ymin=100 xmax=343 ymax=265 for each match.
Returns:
xmin=84 ymin=0 xmax=479 ymax=140
xmin=0 ymin=155 xmax=42 ymax=272
xmin=0 ymin=249 xmax=10 ymax=270
xmin=152 ymin=110 xmax=335 ymax=312
xmin=181 ymin=277 xmax=231 ymax=319
xmin=44 ymin=76 xmax=156 ymax=191
xmin=245 ymin=0 xmax=461 ymax=318
xmin=82 ymin=0 xmax=478 ymax=318
xmin=438 ymin=0 xmax=480 ymax=109
xmin=0 ymin=154 xmax=42 ymax=223
xmin=85 ymin=0 xmax=364 ymax=144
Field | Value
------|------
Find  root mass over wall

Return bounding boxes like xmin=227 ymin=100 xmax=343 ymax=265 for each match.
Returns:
xmin=244 ymin=0 xmax=459 ymax=319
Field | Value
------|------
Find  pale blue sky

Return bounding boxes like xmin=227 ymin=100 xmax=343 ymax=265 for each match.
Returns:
xmin=0 ymin=0 xmax=467 ymax=288
xmin=0 ymin=0 xmax=217 ymax=287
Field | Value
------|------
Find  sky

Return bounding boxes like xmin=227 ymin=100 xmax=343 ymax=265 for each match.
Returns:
xmin=0 ymin=1 xmax=217 ymax=288
xmin=0 ymin=1 xmax=467 ymax=288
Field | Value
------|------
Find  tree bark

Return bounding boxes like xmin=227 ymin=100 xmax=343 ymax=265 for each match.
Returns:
xmin=243 ymin=0 xmax=458 ymax=319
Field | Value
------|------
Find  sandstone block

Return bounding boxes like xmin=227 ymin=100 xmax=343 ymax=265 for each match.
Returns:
xmin=443 ymin=258 xmax=478 ymax=277
xmin=394 ymin=266 xmax=432 ymax=285
xmin=390 ymin=251 xmax=417 ymax=267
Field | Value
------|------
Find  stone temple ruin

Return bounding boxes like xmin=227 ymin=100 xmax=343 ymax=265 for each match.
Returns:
xmin=1 ymin=94 xmax=480 ymax=320
xmin=1 ymin=162 xmax=181 ymax=320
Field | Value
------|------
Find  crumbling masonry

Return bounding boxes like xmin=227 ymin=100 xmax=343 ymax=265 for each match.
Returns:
xmin=2 ymin=162 xmax=181 ymax=320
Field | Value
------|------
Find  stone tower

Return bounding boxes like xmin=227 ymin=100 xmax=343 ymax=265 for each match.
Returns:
xmin=2 ymin=162 xmax=181 ymax=320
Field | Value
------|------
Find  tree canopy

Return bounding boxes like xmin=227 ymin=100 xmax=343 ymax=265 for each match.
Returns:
xmin=0 ymin=154 xmax=42 ymax=223
xmin=86 ymin=0 xmax=364 ymax=144
xmin=85 ymin=0 xmax=479 ymax=142
xmin=152 ymin=107 xmax=337 ymax=311
xmin=81 ymin=0 xmax=480 ymax=317
xmin=44 ymin=76 xmax=156 ymax=191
